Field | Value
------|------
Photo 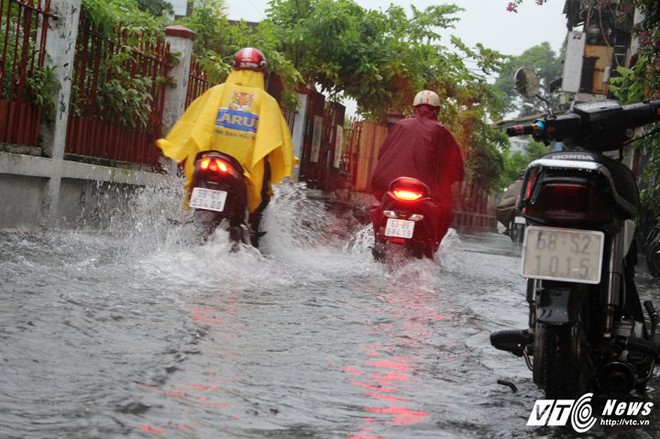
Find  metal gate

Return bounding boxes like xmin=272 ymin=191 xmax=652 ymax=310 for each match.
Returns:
xmin=0 ymin=0 xmax=52 ymax=147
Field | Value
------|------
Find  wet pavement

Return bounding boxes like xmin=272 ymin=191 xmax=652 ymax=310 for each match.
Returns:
xmin=1 ymin=184 xmax=659 ymax=438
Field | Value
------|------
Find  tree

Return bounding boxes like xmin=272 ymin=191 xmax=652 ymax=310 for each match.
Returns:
xmin=493 ymin=42 xmax=564 ymax=117
xmin=498 ymin=139 xmax=546 ymax=191
xmin=263 ymin=0 xmax=512 ymax=194
xmin=605 ymin=0 xmax=660 ymax=223
xmin=82 ymin=0 xmax=170 ymax=33
xmin=506 ymin=0 xmax=548 ymax=13
xmin=77 ymin=0 xmax=171 ymax=128
xmin=265 ymin=0 xmax=507 ymax=118
xmin=177 ymin=0 xmax=304 ymax=109
xmin=137 ymin=0 xmax=175 ymax=17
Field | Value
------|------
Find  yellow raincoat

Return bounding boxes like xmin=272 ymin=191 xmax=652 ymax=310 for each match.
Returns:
xmin=156 ymin=69 xmax=295 ymax=212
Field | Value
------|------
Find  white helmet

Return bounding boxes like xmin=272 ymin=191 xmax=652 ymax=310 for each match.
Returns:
xmin=413 ymin=90 xmax=440 ymax=107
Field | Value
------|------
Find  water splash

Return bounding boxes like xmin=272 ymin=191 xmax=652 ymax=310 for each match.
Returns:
xmin=121 ymin=181 xmax=386 ymax=297
xmin=343 ymin=223 xmax=375 ymax=258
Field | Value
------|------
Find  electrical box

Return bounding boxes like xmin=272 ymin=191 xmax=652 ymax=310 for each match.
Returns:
xmin=562 ymin=31 xmax=586 ymax=93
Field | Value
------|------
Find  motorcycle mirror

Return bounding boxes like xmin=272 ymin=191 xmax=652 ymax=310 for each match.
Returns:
xmin=514 ymin=67 xmax=540 ymax=99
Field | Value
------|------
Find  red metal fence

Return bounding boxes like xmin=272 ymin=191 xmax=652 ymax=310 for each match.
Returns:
xmin=0 ymin=0 xmax=51 ymax=146
xmin=65 ymin=14 xmax=172 ymax=166
xmin=185 ymin=54 xmax=208 ymax=108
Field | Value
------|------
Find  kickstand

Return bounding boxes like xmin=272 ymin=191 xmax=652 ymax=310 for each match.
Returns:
xmin=644 ymin=301 xmax=658 ymax=339
xmin=496 ymin=379 xmax=518 ymax=393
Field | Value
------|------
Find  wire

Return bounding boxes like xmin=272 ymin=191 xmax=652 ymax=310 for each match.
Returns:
xmin=624 ymin=127 xmax=660 ymax=145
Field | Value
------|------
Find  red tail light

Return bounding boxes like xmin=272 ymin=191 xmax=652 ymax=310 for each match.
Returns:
xmin=199 ymin=157 xmax=231 ymax=174
xmin=393 ymin=189 xmax=424 ymax=201
xmin=525 ymin=171 xmax=536 ymax=200
xmin=524 ymin=183 xmax=610 ymax=223
xmin=389 ymin=178 xmax=429 ymax=202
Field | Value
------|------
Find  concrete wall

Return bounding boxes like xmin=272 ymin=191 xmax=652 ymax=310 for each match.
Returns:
xmin=0 ymin=151 xmax=171 ymax=229
xmin=0 ymin=173 xmax=48 ymax=228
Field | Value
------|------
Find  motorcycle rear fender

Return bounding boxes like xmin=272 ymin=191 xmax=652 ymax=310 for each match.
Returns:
xmin=521 ymin=153 xmax=639 ymax=220
xmin=376 ymin=196 xmax=441 ymax=241
xmin=192 ymin=170 xmax=249 ymax=227
xmin=536 ymin=288 xmax=583 ymax=325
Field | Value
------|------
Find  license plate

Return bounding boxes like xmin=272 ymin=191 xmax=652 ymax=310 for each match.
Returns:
xmin=385 ymin=218 xmax=415 ymax=239
xmin=521 ymin=226 xmax=604 ymax=284
xmin=189 ymin=187 xmax=227 ymax=212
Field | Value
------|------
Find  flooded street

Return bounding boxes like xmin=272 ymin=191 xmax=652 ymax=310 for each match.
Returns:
xmin=1 ymin=184 xmax=659 ymax=439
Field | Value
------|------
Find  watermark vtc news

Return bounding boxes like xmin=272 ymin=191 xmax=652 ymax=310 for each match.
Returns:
xmin=527 ymin=393 xmax=654 ymax=433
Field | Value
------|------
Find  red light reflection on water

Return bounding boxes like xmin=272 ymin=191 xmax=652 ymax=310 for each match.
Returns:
xmin=141 ymin=424 xmax=164 ymax=434
xmin=137 ymin=380 xmax=237 ymax=436
xmin=346 ymin=286 xmax=453 ymax=438
xmin=188 ymin=306 xmax=224 ymax=326
xmin=347 ymin=429 xmax=388 ymax=439
xmin=365 ymin=406 xmax=428 ymax=424
xmin=366 ymin=359 xmax=409 ymax=371
xmin=136 ymin=300 xmax=245 ymax=436
xmin=346 ymin=346 xmax=429 ymax=437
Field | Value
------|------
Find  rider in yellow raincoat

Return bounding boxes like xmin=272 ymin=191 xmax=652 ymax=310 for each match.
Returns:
xmin=156 ymin=48 xmax=295 ymax=241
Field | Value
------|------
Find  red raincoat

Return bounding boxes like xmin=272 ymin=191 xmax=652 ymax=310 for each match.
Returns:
xmin=370 ymin=107 xmax=464 ymax=207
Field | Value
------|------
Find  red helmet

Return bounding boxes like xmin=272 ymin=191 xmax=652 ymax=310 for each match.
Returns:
xmin=233 ymin=47 xmax=267 ymax=72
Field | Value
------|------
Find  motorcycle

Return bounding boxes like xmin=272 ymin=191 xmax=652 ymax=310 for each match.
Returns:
xmin=645 ymin=226 xmax=660 ymax=278
xmin=188 ymin=150 xmax=253 ymax=247
xmin=496 ymin=178 xmax=525 ymax=244
xmin=490 ymin=70 xmax=660 ymax=398
xmin=371 ymin=176 xmax=444 ymax=261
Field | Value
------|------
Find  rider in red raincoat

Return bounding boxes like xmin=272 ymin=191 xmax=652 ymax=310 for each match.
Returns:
xmin=370 ymin=90 xmax=464 ymax=244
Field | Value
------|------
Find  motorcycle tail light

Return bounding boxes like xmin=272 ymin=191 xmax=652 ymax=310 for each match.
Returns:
xmin=524 ymin=183 xmax=611 ymax=223
xmin=199 ymin=157 xmax=231 ymax=174
xmin=393 ymin=189 xmax=424 ymax=201
xmin=388 ymin=178 xmax=429 ymax=202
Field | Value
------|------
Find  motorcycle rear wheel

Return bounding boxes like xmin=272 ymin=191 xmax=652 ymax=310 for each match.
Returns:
xmin=372 ymin=242 xmax=386 ymax=262
xmin=646 ymin=237 xmax=660 ymax=278
xmin=533 ymin=306 xmax=589 ymax=399
xmin=195 ymin=210 xmax=223 ymax=238
xmin=423 ymin=242 xmax=436 ymax=259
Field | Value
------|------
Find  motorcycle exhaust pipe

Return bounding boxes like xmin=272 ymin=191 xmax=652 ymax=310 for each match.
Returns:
xmin=599 ymin=362 xmax=635 ymax=395
xmin=490 ymin=329 xmax=532 ymax=357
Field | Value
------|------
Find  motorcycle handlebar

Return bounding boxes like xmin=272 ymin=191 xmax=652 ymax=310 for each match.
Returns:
xmin=506 ymin=122 xmax=544 ymax=137
xmin=623 ymin=99 xmax=660 ymax=129
xmin=505 ymin=100 xmax=660 ymax=141
xmin=505 ymin=113 xmax=581 ymax=140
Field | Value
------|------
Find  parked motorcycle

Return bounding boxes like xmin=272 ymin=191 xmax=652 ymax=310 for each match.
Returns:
xmin=645 ymin=226 xmax=660 ymax=278
xmin=188 ymin=150 xmax=252 ymax=247
xmin=495 ymin=178 xmax=525 ymax=244
xmin=490 ymin=69 xmax=660 ymax=398
xmin=371 ymin=176 xmax=444 ymax=261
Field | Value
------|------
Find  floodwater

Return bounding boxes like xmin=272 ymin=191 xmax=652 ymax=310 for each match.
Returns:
xmin=1 ymin=182 xmax=659 ymax=439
